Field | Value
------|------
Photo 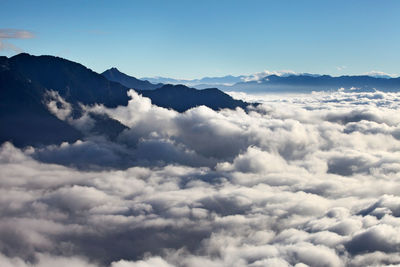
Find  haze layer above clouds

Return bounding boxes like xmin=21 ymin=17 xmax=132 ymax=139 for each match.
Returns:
xmin=1 ymin=90 xmax=400 ymax=266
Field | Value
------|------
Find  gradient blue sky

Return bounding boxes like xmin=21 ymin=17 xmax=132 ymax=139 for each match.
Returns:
xmin=1 ymin=0 xmax=399 ymax=79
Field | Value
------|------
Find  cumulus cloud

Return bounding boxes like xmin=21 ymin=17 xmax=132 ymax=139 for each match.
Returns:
xmin=0 ymin=28 xmax=35 ymax=52
xmin=44 ymin=90 xmax=73 ymax=121
xmin=1 ymin=89 xmax=400 ymax=266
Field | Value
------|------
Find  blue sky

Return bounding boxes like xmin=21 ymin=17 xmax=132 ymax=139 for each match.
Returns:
xmin=1 ymin=0 xmax=399 ymax=79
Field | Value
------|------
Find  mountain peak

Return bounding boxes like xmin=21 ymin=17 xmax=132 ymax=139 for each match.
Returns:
xmin=108 ymin=67 xmax=120 ymax=72
xmin=101 ymin=68 xmax=162 ymax=90
xmin=10 ymin=52 xmax=32 ymax=60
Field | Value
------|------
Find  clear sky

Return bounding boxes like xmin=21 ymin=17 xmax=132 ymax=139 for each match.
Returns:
xmin=1 ymin=0 xmax=399 ymax=79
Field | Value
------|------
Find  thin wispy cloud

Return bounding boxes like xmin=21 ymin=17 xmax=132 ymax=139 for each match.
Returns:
xmin=0 ymin=28 xmax=35 ymax=52
xmin=336 ymin=65 xmax=347 ymax=71
xmin=0 ymin=28 xmax=35 ymax=39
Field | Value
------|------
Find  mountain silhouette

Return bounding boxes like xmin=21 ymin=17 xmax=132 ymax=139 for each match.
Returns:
xmin=138 ymin=84 xmax=248 ymax=112
xmin=0 ymin=54 xmax=133 ymax=146
xmin=99 ymin=68 xmax=250 ymax=112
xmin=102 ymin=67 xmax=162 ymax=90
xmin=10 ymin=53 xmax=130 ymax=107
xmin=0 ymin=56 xmax=82 ymax=146
xmin=1 ymin=53 xmax=249 ymax=147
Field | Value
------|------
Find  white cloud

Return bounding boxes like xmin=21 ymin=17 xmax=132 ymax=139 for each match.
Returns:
xmin=44 ymin=91 xmax=73 ymax=121
xmin=111 ymin=257 xmax=174 ymax=267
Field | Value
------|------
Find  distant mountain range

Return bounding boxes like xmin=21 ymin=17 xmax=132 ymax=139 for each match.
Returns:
xmin=223 ymin=74 xmax=400 ymax=93
xmin=142 ymin=75 xmax=246 ymax=88
xmin=0 ymin=53 xmax=249 ymax=147
xmin=142 ymin=72 xmax=400 ymax=92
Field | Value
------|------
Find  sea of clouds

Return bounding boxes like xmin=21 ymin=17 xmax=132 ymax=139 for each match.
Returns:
xmin=1 ymin=89 xmax=400 ymax=266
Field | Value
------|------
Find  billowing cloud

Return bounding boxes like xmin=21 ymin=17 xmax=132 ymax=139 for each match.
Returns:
xmin=1 ymin=89 xmax=400 ymax=266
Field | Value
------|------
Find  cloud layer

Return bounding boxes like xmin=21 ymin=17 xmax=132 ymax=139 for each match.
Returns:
xmin=1 ymin=90 xmax=400 ymax=266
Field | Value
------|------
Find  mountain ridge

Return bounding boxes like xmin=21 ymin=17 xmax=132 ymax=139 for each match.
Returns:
xmin=138 ymin=84 xmax=248 ymax=112
xmin=102 ymin=67 xmax=163 ymax=90
xmin=0 ymin=57 xmax=83 ymax=146
xmin=141 ymin=72 xmax=400 ymax=92
xmin=9 ymin=53 xmax=130 ymax=107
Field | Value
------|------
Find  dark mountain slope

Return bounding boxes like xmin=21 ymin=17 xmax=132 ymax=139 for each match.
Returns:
xmin=9 ymin=53 xmax=130 ymax=107
xmin=102 ymin=67 xmax=162 ymax=90
xmin=138 ymin=84 xmax=249 ymax=112
xmin=0 ymin=58 xmax=82 ymax=146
